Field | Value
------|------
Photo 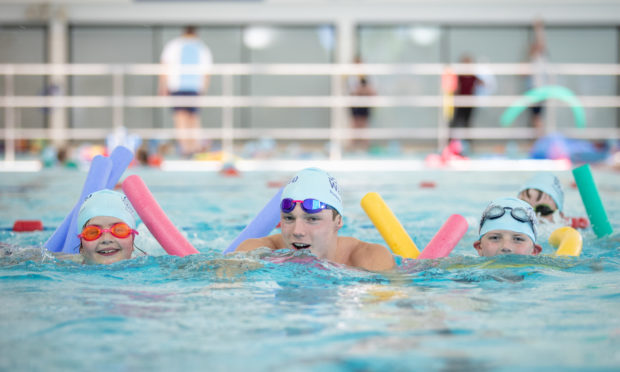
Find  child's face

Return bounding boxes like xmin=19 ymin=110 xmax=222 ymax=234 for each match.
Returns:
xmin=280 ymin=205 xmax=342 ymax=258
xmin=518 ymin=188 xmax=558 ymax=222
xmin=474 ymin=229 xmax=542 ymax=257
xmin=79 ymin=216 xmax=134 ymax=264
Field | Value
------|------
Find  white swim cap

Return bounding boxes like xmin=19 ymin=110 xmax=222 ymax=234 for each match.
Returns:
xmin=519 ymin=173 xmax=564 ymax=211
xmin=479 ymin=197 xmax=538 ymax=243
xmin=77 ymin=189 xmax=137 ymax=233
xmin=281 ymin=168 xmax=343 ymax=216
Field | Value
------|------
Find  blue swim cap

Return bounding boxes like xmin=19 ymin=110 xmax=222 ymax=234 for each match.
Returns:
xmin=479 ymin=197 xmax=538 ymax=243
xmin=519 ymin=173 xmax=564 ymax=211
xmin=77 ymin=189 xmax=137 ymax=233
xmin=281 ymin=168 xmax=343 ymax=216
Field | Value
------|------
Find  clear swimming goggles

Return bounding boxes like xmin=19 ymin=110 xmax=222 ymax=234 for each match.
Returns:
xmin=280 ymin=198 xmax=331 ymax=214
xmin=480 ymin=205 xmax=537 ymax=235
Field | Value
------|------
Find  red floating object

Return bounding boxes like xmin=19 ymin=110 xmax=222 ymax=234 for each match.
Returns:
xmin=420 ymin=181 xmax=437 ymax=188
xmin=220 ymin=166 xmax=240 ymax=177
xmin=267 ymin=181 xmax=285 ymax=188
xmin=571 ymin=217 xmax=590 ymax=229
xmin=13 ymin=220 xmax=44 ymax=232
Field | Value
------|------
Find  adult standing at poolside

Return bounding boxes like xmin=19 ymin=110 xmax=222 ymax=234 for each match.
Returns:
xmin=159 ymin=26 xmax=213 ymax=157
xmin=527 ymin=18 xmax=550 ymax=137
xmin=347 ymin=56 xmax=376 ymax=151
xmin=235 ymin=168 xmax=395 ymax=272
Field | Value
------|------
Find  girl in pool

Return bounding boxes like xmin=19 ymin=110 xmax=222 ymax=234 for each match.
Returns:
xmin=76 ymin=189 xmax=140 ymax=264
xmin=235 ymin=168 xmax=395 ymax=271
xmin=474 ymin=197 xmax=542 ymax=257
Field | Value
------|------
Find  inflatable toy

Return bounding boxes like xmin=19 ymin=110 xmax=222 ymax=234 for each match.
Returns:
xmin=361 ymin=192 xmax=420 ymax=259
xmin=549 ymin=226 xmax=582 ymax=256
xmin=224 ymin=187 xmax=283 ymax=254
xmin=122 ymin=175 xmax=199 ymax=257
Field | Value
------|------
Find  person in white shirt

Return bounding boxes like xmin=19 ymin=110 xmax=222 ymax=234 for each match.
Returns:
xmin=159 ymin=26 xmax=213 ymax=156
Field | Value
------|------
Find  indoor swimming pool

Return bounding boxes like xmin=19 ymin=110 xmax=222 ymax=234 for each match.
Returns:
xmin=1 ymin=167 xmax=619 ymax=371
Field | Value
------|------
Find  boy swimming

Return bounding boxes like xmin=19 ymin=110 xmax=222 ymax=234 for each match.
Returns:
xmin=474 ymin=197 xmax=542 ymax=257
xmin=236 ymin=168 xmax=395 ymax=271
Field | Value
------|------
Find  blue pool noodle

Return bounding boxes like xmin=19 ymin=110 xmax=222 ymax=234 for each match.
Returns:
xmin=106 ymin=146 xmax=134 ymax=189
xmin=224 ymin=187 xmax=283 ymax=254
xmin=45 ymin=156 xmax=112 ymax=252
xmin=60 ymin=155 xmax=114 ymax=253
xmin=45 ymin=147 xmax=134 ymax=253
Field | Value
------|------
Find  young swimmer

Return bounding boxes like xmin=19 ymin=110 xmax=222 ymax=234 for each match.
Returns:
xmin=474 ymin=197 xmax=542 ymax=257
xmin=235 ymin=168 xmax=395 ymax=271
xmin=517 ymin=172 xmax=564 ymax=223
xmin=76 ymin=189 xmax=140 ymax=264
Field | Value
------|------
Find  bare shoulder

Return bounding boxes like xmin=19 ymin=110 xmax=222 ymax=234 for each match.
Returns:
xmin=340 ymin=237 xmax=395 ymax=271
xmin=235 ymin=234 xmax=285 ymax=252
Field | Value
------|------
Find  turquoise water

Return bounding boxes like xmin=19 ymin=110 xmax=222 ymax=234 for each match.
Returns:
xmin=1 ymin=167 xmax=619 ymax=371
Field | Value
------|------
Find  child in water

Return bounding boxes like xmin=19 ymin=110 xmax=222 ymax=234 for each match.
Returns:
xmin=517 ymin=172 xmax=564 ymax=223
xmin=517 ymin=172 xmax=589 ymax=229
xmin=76 ymin=189 xmax=140 ymax=264
xmin=474 ymin=197 xmax=542 ymax=257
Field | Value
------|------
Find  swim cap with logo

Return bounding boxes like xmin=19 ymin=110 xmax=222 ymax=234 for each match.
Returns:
xmin=518 ymin=173 xmax=564 ymax=211
xmin=281 ymin=168 xmax=343 ymax=216
xmin=77 ymin=189 xmax=137 ymax=233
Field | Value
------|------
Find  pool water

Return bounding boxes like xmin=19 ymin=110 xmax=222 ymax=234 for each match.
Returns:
xmin=1 ymin=167 xmax=619 ymax=371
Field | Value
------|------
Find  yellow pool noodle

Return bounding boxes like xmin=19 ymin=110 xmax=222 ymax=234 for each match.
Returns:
xmin=361 ymin=192 xmax=420 ymax=259
xmin=549 ymin=226 xmax=583 ymax=257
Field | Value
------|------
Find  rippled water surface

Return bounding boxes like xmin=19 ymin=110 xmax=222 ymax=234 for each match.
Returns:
xmin=1 ymin=168 xmax=619 ymax=371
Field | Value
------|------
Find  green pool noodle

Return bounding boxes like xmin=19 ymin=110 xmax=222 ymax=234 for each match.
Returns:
xmin=572 ymin=164 xmax=613 ymax=238
xmin=500 ymin=85 xmax=586 ymax=129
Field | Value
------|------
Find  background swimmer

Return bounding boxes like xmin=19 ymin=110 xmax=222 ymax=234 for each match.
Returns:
xmin=474 ymin=197 xmax=542 ymax=257
xmin=518 ymin=172 xmax=564 ymax=223
xmin=235 ymin=168 xmax=395 ymax=271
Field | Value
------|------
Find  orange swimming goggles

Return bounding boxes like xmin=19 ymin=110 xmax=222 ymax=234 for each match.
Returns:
xmin=78 ymin=222 xmax=138 ymax=241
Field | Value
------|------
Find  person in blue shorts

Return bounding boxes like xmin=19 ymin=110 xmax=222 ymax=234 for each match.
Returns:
xmin=159 ymin=26 xmax=213 ymax=156
xmin=236 ymin=168 xmax=395 ymax=271
xmin=76 ymin=189 xmax=140 ymax=265
xmin=474 ymin=197 xmax=542 ymax=257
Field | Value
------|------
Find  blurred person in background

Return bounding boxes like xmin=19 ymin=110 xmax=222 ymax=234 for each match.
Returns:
xmin=347 ymin=56 xmax=376 ymax=151
xmin=159 ymin=26 xmax=213 ymax=157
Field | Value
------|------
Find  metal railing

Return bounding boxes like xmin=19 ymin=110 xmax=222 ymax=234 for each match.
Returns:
xmin=2 ymin=62 xmax=619 ymax=163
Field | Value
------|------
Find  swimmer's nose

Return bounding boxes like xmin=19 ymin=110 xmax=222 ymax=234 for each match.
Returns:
xmin=500 ymin=245 xmax=513 ymax=254
xmin=292 ymin=220 xmax=306 ymax=237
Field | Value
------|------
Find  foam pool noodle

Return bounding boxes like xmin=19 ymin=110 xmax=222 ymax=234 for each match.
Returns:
xmin=45 ymin=155 xmax=112 ymax=253
xmin=45 ymin=146 xmax=134 ymax=253
xmin=418 ymin=214 xmax=468 ymax=259
xmin=106 ymin=146 xmax=134 ymax=189
xmin=549 ymin=226 xmax=583 ymax=256
xmin=361 ymin=192 xmax=420 ymax=259
xmin=122 ymin=175 xmax=199 ymax=257
xmin=572 ymin=164 xmax=613 ymax=238
xmin=500 ymin=85 xmax=585 ymax=129
xmin=224 ymin=187 xmax=283 ymax=254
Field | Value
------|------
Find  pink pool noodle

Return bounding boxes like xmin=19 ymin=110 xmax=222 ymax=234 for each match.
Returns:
xmin=122 ymin=175 xmax=199 ymax=257
xmin=418 ymin=214 xmax=468 ymax=259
